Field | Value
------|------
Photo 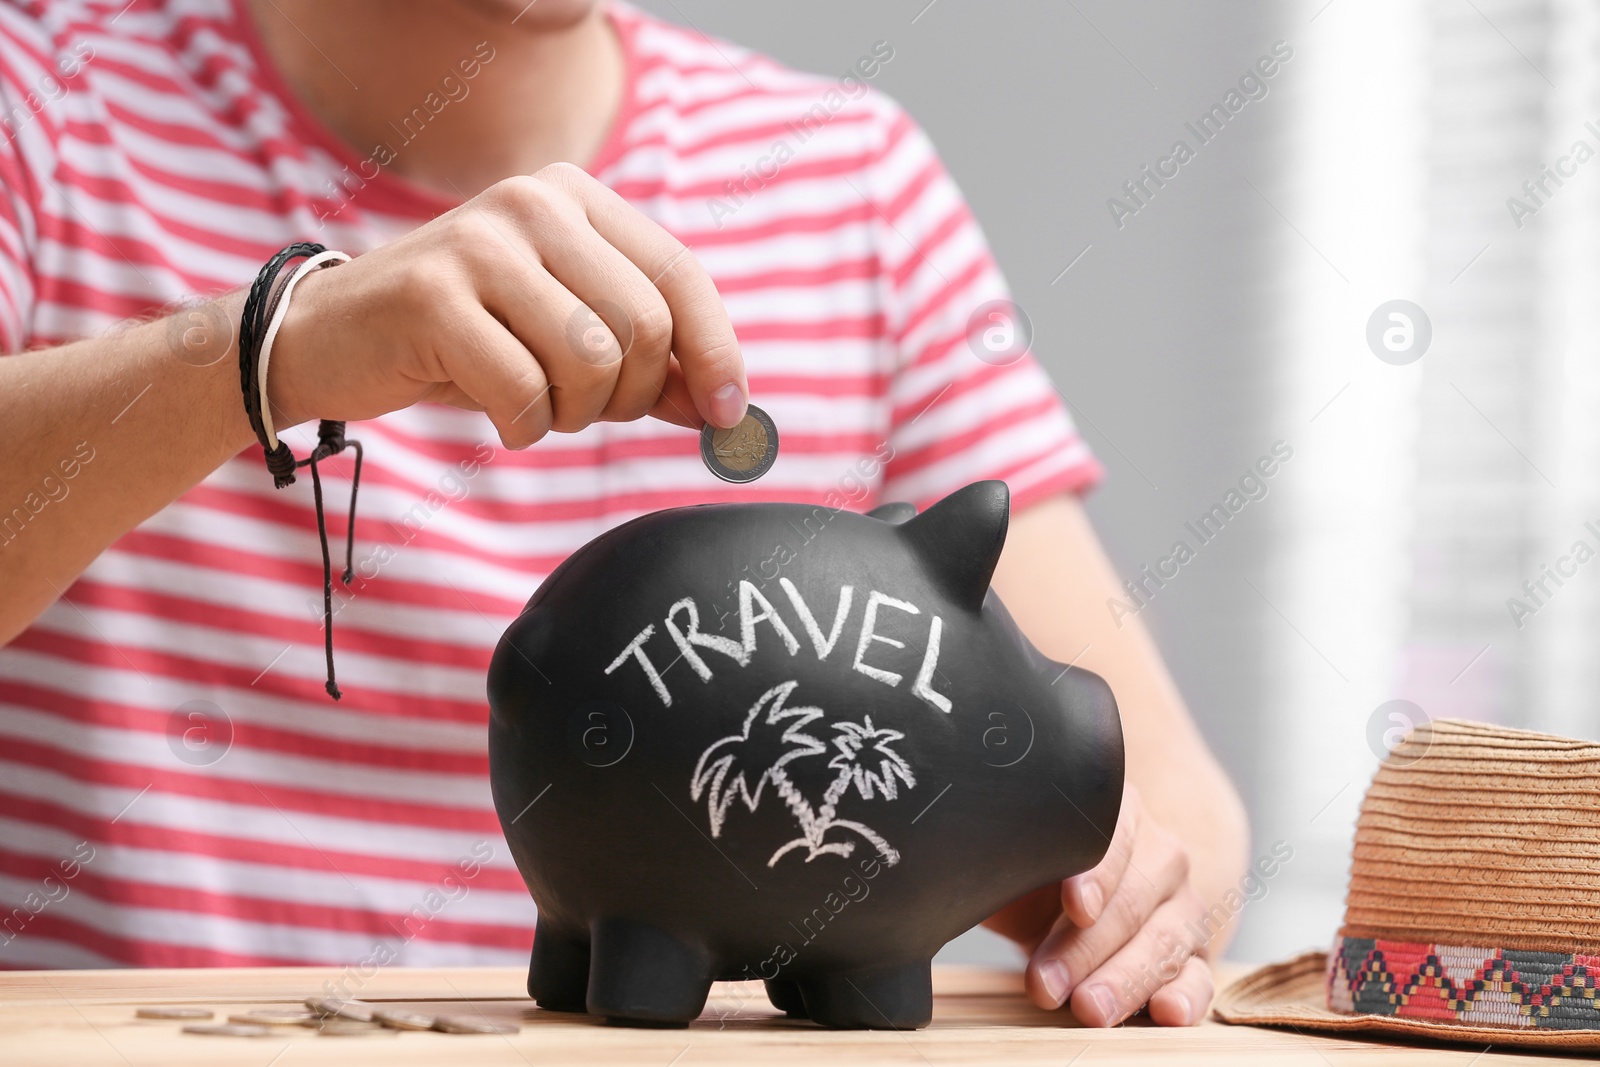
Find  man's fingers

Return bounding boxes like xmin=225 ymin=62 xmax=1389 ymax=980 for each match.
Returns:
xmin=423 ymin=382 xmax=487 ymax=412
xmin=525 ymin=210 xmax=677 ymax=424
xmin=981 ymin=882 xmax=1067 ymax=952
xmin=1027 ymin=809 xmax=1188 ymax=1010
xmin=433 ymin=308 xmax=552 ymax=449
xmin=1061 ymin=783 xmax=1141 ymax=927
xmin=646 ymin=359 xmax=703 ymax=430
xmin=470 ymin=258 xmax=626 ymax=434
xmin=1067 ymin=893 xmax=1208 ymax=1027
xmin=1147 ymin=955 xmax=1213 ymax=1027
xmin=553 ymin=166 xmax=747 ymax=428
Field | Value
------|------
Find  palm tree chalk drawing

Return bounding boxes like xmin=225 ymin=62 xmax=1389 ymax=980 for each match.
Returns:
xmin=690 ymin=680 xmax=917 ymax=868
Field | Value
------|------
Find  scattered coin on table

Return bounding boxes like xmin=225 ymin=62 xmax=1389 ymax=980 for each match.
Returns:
xmin=231 ymin=1010 xmax=313 ymax=1026
xmin=304 ymin=996 xmax=375 ymax=1022
xmin=157 ymin=995 xmax=518 ymax=1037
xmin=181 ymin=1023 xmax=273 ymax=1037
xmin=315 ymin=1020 xmax=397 ymax=1037
xmin=432 ymin=1014 xmax=521 ymax=1035
xmin=700 ymin=403 xmax=778 ymax=483
xmin=135 ymin=1007 xmax=213 ymax=1020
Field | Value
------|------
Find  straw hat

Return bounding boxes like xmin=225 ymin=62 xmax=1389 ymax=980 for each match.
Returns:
xmin=1214 ymin=718 xmax=1600 ymax=1050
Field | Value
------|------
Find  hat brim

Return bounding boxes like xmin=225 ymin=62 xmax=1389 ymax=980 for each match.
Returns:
xmin=1213 ymin=951 xmax=1600 ymax=1052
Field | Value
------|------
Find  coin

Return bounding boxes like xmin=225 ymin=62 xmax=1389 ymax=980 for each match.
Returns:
xmin=432 ymin=1014 xmax=521 ymax=1035
xmin=136 ymin=1006 xmax=213 ymax=1020
xmin=700 ymin=404 xmax=778 ymax=483
xmin=305 ymin=996 xmax=374 ymax=1022
xmin=315 ymin=1021 xmax=396 ymax=1037
xmin=373 ymin=1008 xmax=438 ymax=1030
xmin=181 ymin=1023 xmax=273 ymax=1037
xmin=232 ymin=1010 xmax=314 ymax=1026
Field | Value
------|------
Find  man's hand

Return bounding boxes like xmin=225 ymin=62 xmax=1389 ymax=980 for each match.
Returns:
xmin=271 ymin=161 xmax=748 ymax=447
xmin=983 ymin=784 xmax=1215 ymax=1026
xmin=0 ymin=160 xmax=751 ymax=640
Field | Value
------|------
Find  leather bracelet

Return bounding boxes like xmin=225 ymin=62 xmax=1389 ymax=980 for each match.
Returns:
xmin=238 ymin=243 xmax=363 ymax=701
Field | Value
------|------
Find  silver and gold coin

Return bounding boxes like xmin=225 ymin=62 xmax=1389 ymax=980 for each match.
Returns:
xmin=181 ymin=1023 xmax=273 ymax=1037
xmin=304 ymin=996 xmax=374 ymax=1022
xmin=232 ymin=1010 xmax=314 ymax=1026
xmin=135 ymin=1007 xmax=213 ymax=1020
xmin=432 ymin=1014 xmax=521 ymax=1035
xmin=315 ymin=1020 xmax=397 ymax=1037
xmin=700 ymin=404 xmax=778 ymax=483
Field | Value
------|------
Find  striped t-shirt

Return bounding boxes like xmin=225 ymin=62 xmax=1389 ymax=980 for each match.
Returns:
xmin=0 ymin=0 xmax=1099 ymax=969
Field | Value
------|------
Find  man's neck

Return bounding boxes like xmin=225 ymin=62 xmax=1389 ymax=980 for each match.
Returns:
xmin=245 ymin=1 xmax=624 ymax=199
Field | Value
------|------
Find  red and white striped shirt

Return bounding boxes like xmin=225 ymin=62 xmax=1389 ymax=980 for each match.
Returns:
xmin=0 ymin=0 xmax=1099 ymax=969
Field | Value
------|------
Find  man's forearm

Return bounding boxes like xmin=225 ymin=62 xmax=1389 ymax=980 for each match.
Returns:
xmin=990 ymin=493 xmax=1251 ymax=952
xmin=0 ymin=292 xmax=256 ymax=642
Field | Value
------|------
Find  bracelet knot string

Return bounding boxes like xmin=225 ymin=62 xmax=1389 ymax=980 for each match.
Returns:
xmin=238 ymin=242 xmax=362 ymax=700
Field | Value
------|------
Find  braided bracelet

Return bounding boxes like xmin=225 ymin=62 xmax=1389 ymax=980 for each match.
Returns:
xmin=238 ymin=243 xmax=363 ymax=701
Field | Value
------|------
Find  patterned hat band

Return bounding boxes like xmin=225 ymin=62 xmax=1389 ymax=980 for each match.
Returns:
xmin=1328 ymin=935 xmax=1600 ymax=1031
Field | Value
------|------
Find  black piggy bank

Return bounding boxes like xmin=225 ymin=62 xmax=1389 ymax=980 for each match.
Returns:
xmin=487 ymin=480 xmax=1123 ymax=1029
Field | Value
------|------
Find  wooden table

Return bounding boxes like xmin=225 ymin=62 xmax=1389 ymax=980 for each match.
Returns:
xmin=0 ymin=963 xmax=1559 ymax=1065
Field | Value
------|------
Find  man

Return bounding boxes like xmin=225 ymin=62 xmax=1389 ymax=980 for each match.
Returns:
xmin=0 ymin=0 xmax=1247 ymax=1026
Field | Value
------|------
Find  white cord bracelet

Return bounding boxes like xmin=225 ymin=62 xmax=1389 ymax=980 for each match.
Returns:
xmin=256 ymin=248 xmax=351 ymax=448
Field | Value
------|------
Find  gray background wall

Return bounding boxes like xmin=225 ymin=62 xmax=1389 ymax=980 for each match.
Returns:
xmin=632 ymin=0 xmax=1289 ymax=962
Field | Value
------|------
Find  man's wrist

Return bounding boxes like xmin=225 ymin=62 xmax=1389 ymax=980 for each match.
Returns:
xmin=144 ymin=290 xmax=259 ymax=457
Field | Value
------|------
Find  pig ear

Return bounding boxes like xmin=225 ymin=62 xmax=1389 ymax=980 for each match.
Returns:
xmin=899 ymin=480 xmax=1009 ymax=610
xmin=867 ymin=501 xmax=918 ymax=524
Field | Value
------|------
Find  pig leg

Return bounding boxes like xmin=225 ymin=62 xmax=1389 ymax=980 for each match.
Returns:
xmin=527 ymin=917 xmax=590 ymax=1012
xmin=798 ymin=960 xmax=933 ymax=1029
xmin=586 ymin=917 xmax=713 ymax=1025
xmin=764 ymin=978 xmax=808 ymax=1018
